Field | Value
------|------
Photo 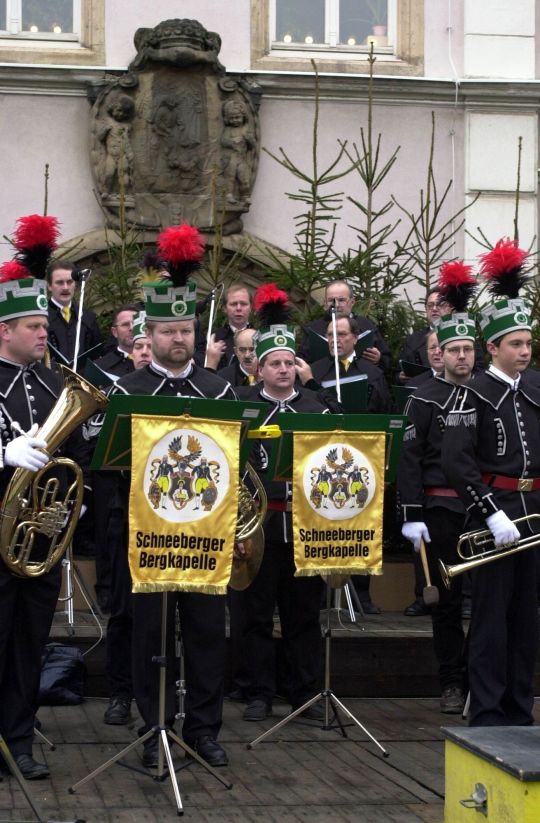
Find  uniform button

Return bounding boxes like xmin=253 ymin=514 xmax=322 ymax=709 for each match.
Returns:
xmin=481 ymin=507 xmax=488 ymax=514
xmin=32 ymin=409 xmax=37 ymax=416
xmin=29 ymin=395 xmax=35 ymax=401
xmin=466 ymin=485 xmax=472 ymax=491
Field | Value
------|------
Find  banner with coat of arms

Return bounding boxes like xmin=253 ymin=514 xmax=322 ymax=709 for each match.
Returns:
xmin=292 ymin=431 xmax=385 ymax=577
xmin=129 ymin=415 xmax=240 ymax=594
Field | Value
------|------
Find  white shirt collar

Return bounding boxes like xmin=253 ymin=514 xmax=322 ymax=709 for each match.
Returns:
xmin=51 ymin=298 xmax=72 ymax=310
xmin=151 ymin=359 xmax=193 ymax=380
xmin=488 ymin=364 xmax=521 ymax=390
xmin=261 ymin=387 xmax=297 ymax=404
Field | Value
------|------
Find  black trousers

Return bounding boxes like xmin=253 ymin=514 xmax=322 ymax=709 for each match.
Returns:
xmin=132 ymin=590 xmax=226 ymax=743
xmin=105 ymin=507 xmax=133 ymax=700
xmin=424 ymin=508 xmax=467 ymax=691
xmin=243 ymin=539 xmax=323 ymax=707
xmin=0 ymin=563 xmax=61 ymax=756
xmin=468 ymin=546 xmax=538 ymax=726
xmin=92 ymin=472 xmax=114 ymax=598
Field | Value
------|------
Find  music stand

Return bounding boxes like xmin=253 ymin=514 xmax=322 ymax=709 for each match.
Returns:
xmin=70 ymin=397 xmax=269 ymax=813
xmin=247 ymin=412 xmax=406 ymax=753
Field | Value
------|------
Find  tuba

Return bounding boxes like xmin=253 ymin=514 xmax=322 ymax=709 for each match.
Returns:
xmin=0 ymin=366 xmax=108 ymax=578
xmin=229 ymin=462 xmax=267 ymax=590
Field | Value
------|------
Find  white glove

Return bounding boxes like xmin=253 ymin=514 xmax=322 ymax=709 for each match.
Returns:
xmin=401 ymin=521 xmax=431 ymax=552
xmin=486 ymin=510 xmax=520 ymax=547
xmin=4 ymin=426 xmax=48 ymax=472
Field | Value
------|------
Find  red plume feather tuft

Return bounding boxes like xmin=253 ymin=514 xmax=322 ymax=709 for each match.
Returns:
xmin=439 ymin=260 xmax=475 ymax=288
xmin=157 ymin=224 xmax=205 ymax=266
xmin=479 ymin=238 xmax=528 ymax=298
xmin=0 ymin=260 xmax=31 ymax=283
xmin=254 ymin=283 xmax=288 ymax=314
xmin=13 ymin=214 xmax=59 ymax=251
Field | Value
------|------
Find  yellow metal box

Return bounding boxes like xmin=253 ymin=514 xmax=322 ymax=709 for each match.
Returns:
xmin=443 ymin=726 xmax=540 ymax=822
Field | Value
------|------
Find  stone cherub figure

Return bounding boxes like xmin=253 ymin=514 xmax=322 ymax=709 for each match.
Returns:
xmin=98 ymin=93 xmax=136 ymax=193
xmin=221 ymin=98 xmax=255 ymax=204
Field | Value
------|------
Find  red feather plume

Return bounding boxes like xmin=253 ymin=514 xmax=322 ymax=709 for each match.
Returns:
xmin=479 ymin=238 xmax=528 ymax=298
xmin=13 ymin=214 xmax=59 ymax=251
xmin=254 ymin=282 xmax=291 ymax=327
xmin=439 ymin=260 xmax=474 ymax=288
xmin=0 ymin=260 xmax=31 ymax=283
xmin=157 ymin=224 xmax=205 ymax=265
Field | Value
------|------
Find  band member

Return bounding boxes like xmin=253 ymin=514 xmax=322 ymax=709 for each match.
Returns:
xmin=240 ymin=284 xmax=332 ymax=723
xmin=297 ymin=279 xmax=391 ymax=372
xmin=0 ymin=215 xmax=90 ymax=780
xmin=93 ymin=304 xmax=138 ymax=378
xmin=442 ymin=239 xmax=540 ymax=727
xmin=216 ymin=328 xmax=259 ymax=386
xmin=130 ymin=311 xmax=151 ymax=369
xmin=46 ymin=260 xmax=102 ymax=363
xmin=398 ymin=261 xmax=477 ymax=713
xmin=108 ymin=224 xmax=235 ymax=767
xmin=197 ymin=284 xmax=253 ymax=370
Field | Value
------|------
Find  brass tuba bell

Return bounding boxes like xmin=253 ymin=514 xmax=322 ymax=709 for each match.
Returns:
xmin=0 ymin=366 xmax=108 ymax=578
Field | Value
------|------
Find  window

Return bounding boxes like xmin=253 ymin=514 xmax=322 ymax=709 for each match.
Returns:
xmin=271 ymin=0 xmax=395 ymax=53
xmin=0 ymin=1 xmax=80 ymax=40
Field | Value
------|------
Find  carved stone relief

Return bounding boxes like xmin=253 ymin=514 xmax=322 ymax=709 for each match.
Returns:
xmin=89 ymin=19 xmax=262 ymax=233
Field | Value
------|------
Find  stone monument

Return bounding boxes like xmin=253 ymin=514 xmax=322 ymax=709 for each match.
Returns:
xmin=89 ymin=19 xmax=261 ymax=234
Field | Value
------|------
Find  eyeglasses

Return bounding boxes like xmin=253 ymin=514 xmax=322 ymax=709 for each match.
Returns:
xmin=444 ymin=345 xmax=475 ymax=355
xmin=427 ymin=345 xmax=442 ymax=353
xmin=237 ymin=346 xmax=255 ymax=354
xmin=325 ymin=297 xmax=351 ymax=305
xmin=426 ymin=300 xmax=450 ymax=310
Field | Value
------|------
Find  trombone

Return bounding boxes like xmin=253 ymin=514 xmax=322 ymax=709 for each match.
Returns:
xmin=439 ymin=514 xmax=540 ymax=589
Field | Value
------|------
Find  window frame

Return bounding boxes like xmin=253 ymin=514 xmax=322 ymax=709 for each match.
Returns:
xmin=0 ymin=0 xmax=81 ymax=41
xmin=0 ymin=0 xmax=104 ymax=64
xmin=251 ymin=0 xmax=424 ymax=77
xmin=269 ymin=0 xmax=397 ymax=55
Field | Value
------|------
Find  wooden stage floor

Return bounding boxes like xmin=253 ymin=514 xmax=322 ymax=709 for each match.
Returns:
xmin=5 ymin=696 xmax=539 ymax=822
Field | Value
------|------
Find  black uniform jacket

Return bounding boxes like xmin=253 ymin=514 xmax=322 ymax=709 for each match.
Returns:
xmin=398 ymin=375 xmax=467 ymax=522
xmin=308 ymin=355 xmax=392 ymax=413
xmin=242 ymin=383 xmax=331 ymax=543
xmin=48 ymin=300 xmax=102 ymax=362
xmin=399 ymin=327 xmax=485 ymax=372
xmin=297 ymin=314 xmax=391 ymax=373
xmin=218 ymin=361 xmax=254 ymax=388
xmin=441 ymin=369 xmax=540 ymax=529
xmin=0 ymin=358 xmax=91 ymax=500
xmin=194 ymin=323 xmax=254 ymax=371
xmin=113 ymin=361 xmax=236 ymax=400
xmin=94 ymin=348 xmax=135 ymax=379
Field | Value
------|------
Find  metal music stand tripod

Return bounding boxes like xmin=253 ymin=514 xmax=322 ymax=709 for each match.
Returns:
xmin=247 ymin=582 xmax=388 ymax=755
xmin=69 ymin=591 xmax=231 ymax=816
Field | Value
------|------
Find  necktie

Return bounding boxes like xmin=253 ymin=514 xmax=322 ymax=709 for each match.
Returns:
xmin=62 ymin=306 xmax=71 ymax=323
xmin=248 ymin=375 xmax=255 ymax=385
xmin=340 ymin=359 xmax=350 ymax=372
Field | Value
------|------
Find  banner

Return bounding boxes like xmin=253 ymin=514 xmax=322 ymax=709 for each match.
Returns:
xmin=292 ymin=431 xmax=385 ymax=577
xmin=129 ymin=414 xmax=240 ymax=594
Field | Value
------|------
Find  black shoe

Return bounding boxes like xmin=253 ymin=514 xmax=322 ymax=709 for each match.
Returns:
xmin=404 ymin=598 xmax=430 ymax=617
xmin=360 ymin=600 xmax=382 ymax=615
xmin=142 ymin=737 xmax=159 ymax=768
xmin=104 ymin=697 xmax=131 ymax=725
xmin=226 ymin=687 xmax=247 ymax=702
xmin=297 ymin=702 xmax=325 ymax=721
xmin=14 ymin=754 xmax=49 ymax=780
xmin=440 ymin=686 xmax=465 ymax=714
xmin=186 ymin=736 xmax=228 ymax=767
xmin=243 ymin=700 xmax=272 ymax=722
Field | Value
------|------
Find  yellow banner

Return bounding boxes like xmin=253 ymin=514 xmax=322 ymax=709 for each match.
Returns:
xmin=292 ymin=431 xmax=385 ymax=577
xmin=129 ymin=414 xmax=240 ymax=594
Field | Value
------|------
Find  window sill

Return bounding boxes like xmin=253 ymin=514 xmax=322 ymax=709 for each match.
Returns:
xmin=252 ymin=52 xmax=422 ymax=76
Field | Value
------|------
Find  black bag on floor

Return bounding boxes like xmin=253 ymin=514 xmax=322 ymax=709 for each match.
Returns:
xmin=39 ymin=643 xmax=87 ymax=705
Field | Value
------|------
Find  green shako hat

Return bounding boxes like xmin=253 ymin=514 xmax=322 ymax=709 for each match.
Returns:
xmin=143 ymin=223 xmax=204 ymax=321
xmin=253 ymin=283 xmax=295 ymax=360
xmin=132 ymin=311 xmax=147 ymax=340
xmin=435 ymin=260 xmax=477 ymax=346
xmin=0 ymin=214 xmax=59 ymax=321
xmin=478 ymin=238 xmax=530 ymax=343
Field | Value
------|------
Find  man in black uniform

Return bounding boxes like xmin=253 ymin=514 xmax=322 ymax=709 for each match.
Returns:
xmin=197 ymin=284 xmax=254 ymax=370
xmin=216 ymin=328 xmax=259 ymax=387
xmin=297 ymin=279 xmax=391 ymax=373
xmin=93 ymin=304 xmax=138 ymax=379
xmin=0 ymin=222 xmax=91 ymax=780
xmin=110 ymin=225 xmax=235 ymax=767
xmin=442 ymin=239 xmax=540 ymax=727
xmin=398 ymin=261 xmax=477 ymax=713
xmin=240 ymin=285 xmax=330 ymax=723
xmin=46 ymin=260 xmax=102 ymax=363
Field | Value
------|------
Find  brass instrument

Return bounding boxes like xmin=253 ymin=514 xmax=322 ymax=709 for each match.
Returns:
xmin=0 ymin=366 xmax=108 ymax=578
xmin=229 ymin=462 xmax=267 ymax=590
xmin=439 ymin=514 xmax=540 ymax=589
